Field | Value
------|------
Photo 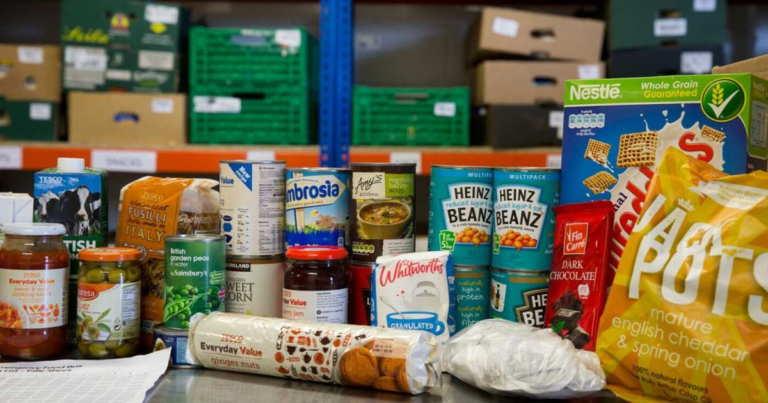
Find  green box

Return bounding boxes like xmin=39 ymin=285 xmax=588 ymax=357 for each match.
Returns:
xmin=608 ymin=0 xmax=726 ymax=50
xmin=353 ymin=87 xmax=470 ymax=146
xmin=0 ymin=98 xmax=58 ymax=141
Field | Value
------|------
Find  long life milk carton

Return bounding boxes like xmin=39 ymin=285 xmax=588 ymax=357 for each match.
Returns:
xmin=561 ymin=74 xmax=768 ymax=282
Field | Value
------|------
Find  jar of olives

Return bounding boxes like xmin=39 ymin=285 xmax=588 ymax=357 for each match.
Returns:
xmin=77 ymin=247 xmax=141 ymax=359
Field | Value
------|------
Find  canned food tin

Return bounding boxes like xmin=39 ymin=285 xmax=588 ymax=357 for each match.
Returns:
xmin=285 ymin=168 xmax=351 ymax=250
xmin=455 ymin=265 xmax=490 ymax=331
xmin=428 ymin=166 xmax=494 ymax=266
xmin=153 ymin=325 xmax=200 ymax=368
xmin=164 ymin=235 xmax=226 ymax=330
xmin=225 ymin=255 xmax=283 ymax=317
xmin=350 ymin=163 xmax=416 ymax=264
xmin=220 ymin=160 xmax=286 ymax=256
xmin=348 ymin=263 xmax=373 ymax=326
xmin=490 ymin=267 xmax=549 ymax=327
xmin=492 ymin=168 xmax=560 ymax=271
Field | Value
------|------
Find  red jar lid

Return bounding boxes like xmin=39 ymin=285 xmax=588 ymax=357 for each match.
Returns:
xmin=286 ymin=246 xmax=348 ymax=261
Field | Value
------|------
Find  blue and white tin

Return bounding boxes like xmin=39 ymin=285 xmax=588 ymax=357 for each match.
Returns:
xmin=285 ymin=168 xmax=350 ymax=250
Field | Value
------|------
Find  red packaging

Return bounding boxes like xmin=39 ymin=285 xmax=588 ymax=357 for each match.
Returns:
xmin=349 ymin=264 xmax=373 ymax=325
xmin=544 ymin=201 xmax=613 ymax=352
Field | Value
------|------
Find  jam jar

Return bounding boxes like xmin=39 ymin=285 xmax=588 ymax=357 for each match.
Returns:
xmin=283 ymin=246 xmax=348 ymax=324
xmin=0 ymin=223 xmax=69 ymax=360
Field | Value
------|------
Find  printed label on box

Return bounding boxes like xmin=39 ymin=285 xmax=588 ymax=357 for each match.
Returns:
xmin=193 ymin=96 xmax=242 ymax=114
xmin=29 ymin=103 xmax=52 ymax=121
xmin=680 ymin=52 xmax=713 ymax=74
xmin=693 ymin=0 xmax=717 ymax=12
xmin=66 ymin=47 xmax=107 ymax=71
xmin=275 ymin=30 xmax=302 ymax=48
xmin=578 ymin=65 xmax=601 ymax=80
xmin=654 ymin=18 xmax=688 ymax=37
xmin=106 ymin=69 xmax=132 ymax=81
xmin=17 ymin=46 xmax=43 ymax=64
xmin=151 ymin=98 xmax=174 ymax=114
xmin=433 ymin=102 xmax=456 ymax=117
xmin=138 ymin=51 xmax=174 ymax=71
xmin=492 ymin=17 xmax=519 ymax=38
xmin=145 ymin=4 xmax=179 ymax=24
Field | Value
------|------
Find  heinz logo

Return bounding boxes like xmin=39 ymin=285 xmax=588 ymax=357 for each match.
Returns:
xmin=570 ymin=84 xmax=620 ymax=100
xmin=564 ymin=223 xmax=588 ymax=255
xmin=78 ymin=288 xmax=98 ymax=301
xmin=379 ymin=258 xmax=444 ymax=287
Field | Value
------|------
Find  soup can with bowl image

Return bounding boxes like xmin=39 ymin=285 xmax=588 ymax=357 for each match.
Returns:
xmin=349 ymin=163 xmax=416 ymax=264
xmin=285 ymin=168 xmax=351 ymax=250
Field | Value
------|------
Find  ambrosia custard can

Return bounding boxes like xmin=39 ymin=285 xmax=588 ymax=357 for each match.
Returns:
xmin=285 ymin=168 xmax=350 ymax=250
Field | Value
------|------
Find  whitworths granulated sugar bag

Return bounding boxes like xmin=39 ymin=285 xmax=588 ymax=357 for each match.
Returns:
xmin=596 ymin=148 xmax=768 ymax=402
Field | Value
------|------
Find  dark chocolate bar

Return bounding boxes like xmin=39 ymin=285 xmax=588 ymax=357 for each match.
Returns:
xmin=550 ymin=308 xmax=583 ymax=332
xmin=552 ymin=290 xmax=584 ymax=313
xmin=565 ymin=326 xmax=590 ymax=349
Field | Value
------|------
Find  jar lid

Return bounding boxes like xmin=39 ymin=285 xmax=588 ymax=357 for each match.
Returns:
xmin=3 ymin=223 xmax=66 ymax=236
xmin=286 ymin=246 xmax=348 ymax=261
xmin=79 ymin=247 xmax=142 ymax=262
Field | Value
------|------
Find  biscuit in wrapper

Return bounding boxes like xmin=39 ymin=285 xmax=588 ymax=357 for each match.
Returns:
xmin=617 ymin=131 xmax=658 ymax=167
xmin=584 ymin=139 xmax=611 ymax=164
xmin=596 ymin=148 xmax=768 ymax=402
xmin=583 ymin=171 xmax=617 ymax=194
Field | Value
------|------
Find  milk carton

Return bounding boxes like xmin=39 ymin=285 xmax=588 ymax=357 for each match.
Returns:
xmin=0 ymin=193 xmax=33 ymax=244
xmin=371 ymin=251 xmax=456 ymax=342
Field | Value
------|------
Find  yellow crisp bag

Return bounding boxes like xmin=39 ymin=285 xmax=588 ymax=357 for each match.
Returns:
xmin=597 ymin=148 xmax=768 ymax=402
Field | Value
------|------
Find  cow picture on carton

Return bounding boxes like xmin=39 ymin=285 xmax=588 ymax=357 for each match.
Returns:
xmin=34 ymin=184 xmax=102 ymax=237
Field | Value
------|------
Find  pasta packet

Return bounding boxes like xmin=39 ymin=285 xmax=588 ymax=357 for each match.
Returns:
xmin=596 ymin=148 xmax=768 ymax=402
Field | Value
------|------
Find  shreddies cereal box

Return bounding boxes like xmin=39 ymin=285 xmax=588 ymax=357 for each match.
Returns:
xmin=561 ymin=74 xmax=768 ymax=282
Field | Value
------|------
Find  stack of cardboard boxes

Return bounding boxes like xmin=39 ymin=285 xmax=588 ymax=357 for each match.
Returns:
xmin=467 ymin=7 xmax=605 ymax=148
xmin=608 ymin=0 xmax=727 ymax=78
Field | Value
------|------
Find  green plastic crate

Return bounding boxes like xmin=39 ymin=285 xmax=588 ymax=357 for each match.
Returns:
xmin=189 ymin=88 xmax=316 ymax=145
xmin=190 ymin=27 xmax=318 ymax=93
xmin=353 ymin=87 xmax=470 ymax=146
xmin=0 ymin=98 xmax=58 ymax=141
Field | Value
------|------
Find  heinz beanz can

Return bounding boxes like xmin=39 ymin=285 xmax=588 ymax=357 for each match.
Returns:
xmin=492 ymin=168 xmax=559 ymax=271
xmin=225 ymin=255 xmax=283 ymax=317
xmin=490 ymin=268 xmax=548 ymax=327
xmin=219 ymin=160 xmax=286 ymax=256
xmin=285 ymin=168 xmax=350 ymax=249
xmin=164 ymin=235 xmax=226 ymax=330
xmin=428 ymin=166 xmax=493 ymax=266
xmin=455 ymin=265 xmax=490 ymax=331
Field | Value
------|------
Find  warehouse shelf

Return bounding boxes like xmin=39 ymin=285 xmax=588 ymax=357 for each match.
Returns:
xmin=0 ymin=142 xmax=561 ymax=174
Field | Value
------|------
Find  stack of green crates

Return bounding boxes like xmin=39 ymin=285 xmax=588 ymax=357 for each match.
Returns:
xmin=189 ymin=27 xmax=318 ymax=145
xmin=352 ymin=87 xmax=470 ymax=146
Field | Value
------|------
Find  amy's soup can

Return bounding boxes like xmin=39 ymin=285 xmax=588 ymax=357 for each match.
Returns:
xmin=428 ymin=165 xmax=493 ymax=266
xmin=455 ymin=265 xmax=490 ymax=331
xmin=164 ymin=235 xmax=226 ymax=330
xmin=349 ymin=263 xmax=373 ymax=326
xmin=350 ymin=163 xmax=416 ymax=264
xmin=225 ymin=255 xmax=283 ymax=317
xmin=285 ymin=168 xmax=350 ymax=250
xmin=220 ymin=160 xmax=286 ymax=256
xmin=490 ymin=267 xmax=548 ymax=327
xmin=492 ymin=168 xmax=560 ymax=271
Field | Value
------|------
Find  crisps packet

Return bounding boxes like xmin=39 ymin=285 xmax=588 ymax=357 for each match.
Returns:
xmin=596 ymin=148 xmax=768 ymax=402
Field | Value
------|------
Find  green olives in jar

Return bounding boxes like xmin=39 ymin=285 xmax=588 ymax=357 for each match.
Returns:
xmin=77 ymin=247 xmax=142 ymax=359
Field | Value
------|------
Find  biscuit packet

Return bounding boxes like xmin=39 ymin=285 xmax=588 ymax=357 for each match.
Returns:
xmin=596 ymin=148 xmax=768 ymax=402
xmin=187 ymin=312 xmax=441 ymax=394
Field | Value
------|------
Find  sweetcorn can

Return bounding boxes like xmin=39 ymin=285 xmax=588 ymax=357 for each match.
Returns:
xmin=225 ymin=255 xmax=283 ymax=317
xmin=490 ymin=267 xmax=549 ymax=328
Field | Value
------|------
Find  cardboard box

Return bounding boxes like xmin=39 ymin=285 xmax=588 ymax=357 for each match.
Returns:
xmin=608 ymin=0 xmax=726 ymax=51
xmin=473 ymin=61 xmax=605 ymax=105
xmin=68 ymin=92 xmax=186 ymax=146
xmin=473 ymin=105 xmax=562 ymax=148
xmin=0 ymin=44 xmax=61 ymax=102
xmin=467 ymin=7 xmax=605 ymax=63
xmin=713 ymin=54 xmax=768 ymax=80
xmin=610 ymin=46 xmax=724 ymax=78
xmin=560 ymin=74 xmax=768 ymax=278
xmin=0 ymin=98 xmax=58 ymax=141
xmin=63 ymin=47 xmax=178 ymax=92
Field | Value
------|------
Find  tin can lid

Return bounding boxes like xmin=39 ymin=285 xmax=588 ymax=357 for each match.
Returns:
xmin=286 ymin=246 xmax=348 ymax=261
xmin=79 ymin=247 xmax=142 ymax=262
xmin=3 ymin=223 xmax=66 ymax=236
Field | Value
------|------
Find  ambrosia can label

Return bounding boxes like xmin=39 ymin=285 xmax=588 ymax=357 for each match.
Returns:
xmin=492 ymin=168 xmax=560 ymax=271
xmin=428 ymin=166 xmax=493 ymax=266
xmin=490 ymin=267 xmax=548 ymax=327
xmin=455 ymin=265 xmax=490 ymax=331
xmin=285 ymin=168 xmax=350 ymax=250
xmin=350 ymin=163 xmax=416 ymax=264
xmin=225 ymin=255 xmax=283 ymax=317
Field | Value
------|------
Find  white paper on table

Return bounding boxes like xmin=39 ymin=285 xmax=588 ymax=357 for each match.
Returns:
xmin=0 ymin=348 xmax=170 ymax=403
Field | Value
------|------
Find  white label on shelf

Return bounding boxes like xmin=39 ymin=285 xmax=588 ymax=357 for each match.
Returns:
xmin=29 ymin=103 xmax=52 ymax=121
xmin=105 ymin=69 xmax=131 ymax=81
xmin=492 ymin=17 xmax=519 ymax=38
xmin=193 ymin=96 xmax=242 ymax=114
xmin=68 ymin=47 xmax=107 ymax=71
xmin=390 ymin=151 xmax=422 ymax=174
xmin=546 ymin=154 xmax=562 ymax=169
xmin=247 ymin=150 xmax=277 ymax=161
xmin=275 ymin=30 xmax=302 ymax=48
xmin=145 ymin=4 xmax=179 ymax=24
xmin=138 ymin=50 xmax=174 ymax=71
xmin=654 ymin=18 xmax=688 ymax=37
xmin=151 ymin=98 xmax=174 ymax=114
xmin=549 ymin=111 xmax=564 ymax=128
xmin=433 ymin=102 xmax=456 ymax=117
xmin=17 ymin=46 xmax=43 ymax=64
xmin=0 ymin=147 xmax=22 ymax=169
xmin=680 ymin=51 xmax=713 ymax=74
xmin=578 ymin=64 xmax=601 ymax=79
xmin=694 ymin=0 xmax=717 ymax=12
xmin=91 ymin=150 xmax=157 ymax=173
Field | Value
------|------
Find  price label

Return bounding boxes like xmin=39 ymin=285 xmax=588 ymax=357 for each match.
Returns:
xmin=578 ymin=65 xmax=601 ymax=79
xmin=145 ymin=4 xmax=179 ymax=24
xmin=0 ymin=147 xmax=22 ymax=169
xmin=693 ymin=0 xmax=716 ymax=12
xmin=546 ymin=154 xmax=562 ymax=169
xmin=151 ymin=98 xmax=174 ymax=114
xmin=246 ymin=150 xmax=276 ymax=161
xmin=275 ymin=30 xmax=302 ymax=48
xmin=194 ymin=96 xmax=241 ymax=113
xmin=390 ymin=151 xmax=422 ymax=174
xmin=492 ymin=17 xmax=519 ymax=38
xmin=29 ymin=103 xmax=52 ymax=121
xmin=91 ymin=150 xmax=157 ymax=173
xmin=18 ymin=47 xmax=43 ymax=64
xmin=654 ymin=18 xmax=687 ymax=37
xmin=433 ymin=102 xmax=456 ymax=117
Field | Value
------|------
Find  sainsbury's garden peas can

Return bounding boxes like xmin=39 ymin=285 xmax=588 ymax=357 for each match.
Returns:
xmin=492 ymin=168 xmax=560 ymax=271
xmin=428 ymin=166 xmax=493 ymax=266
xmin=490 ymin=267 xmax=548 ymax=328
xmin=455 ymin=265 xmax=490 ymax=331
xmin=164 ymin=235 xmax=226 ymax=330
xmin=285 ymin=168 xmax=350 ymax=250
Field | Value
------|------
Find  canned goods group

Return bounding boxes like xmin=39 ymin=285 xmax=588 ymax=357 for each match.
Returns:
xmin=219 ymin=160 xmax=286 ymax=257
xmin=454 ymin=265 xmax=490 ymax=331
xmin=492 ymin=168 xmax=560 ymax=271
xmin=285 ymin=168 xmax=350 ymax=250
xmin=490 ymin=267 xmax=549 ymax=327
xmin=153 ymin=325 xmax=200 ymax=368
xmin=428 ymin=166 xmax=494 ymax=266
xmin=350 ymin=163 xmax=416 ymax=264
xmin=225 ymin=255 xmax=283 ymax=317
